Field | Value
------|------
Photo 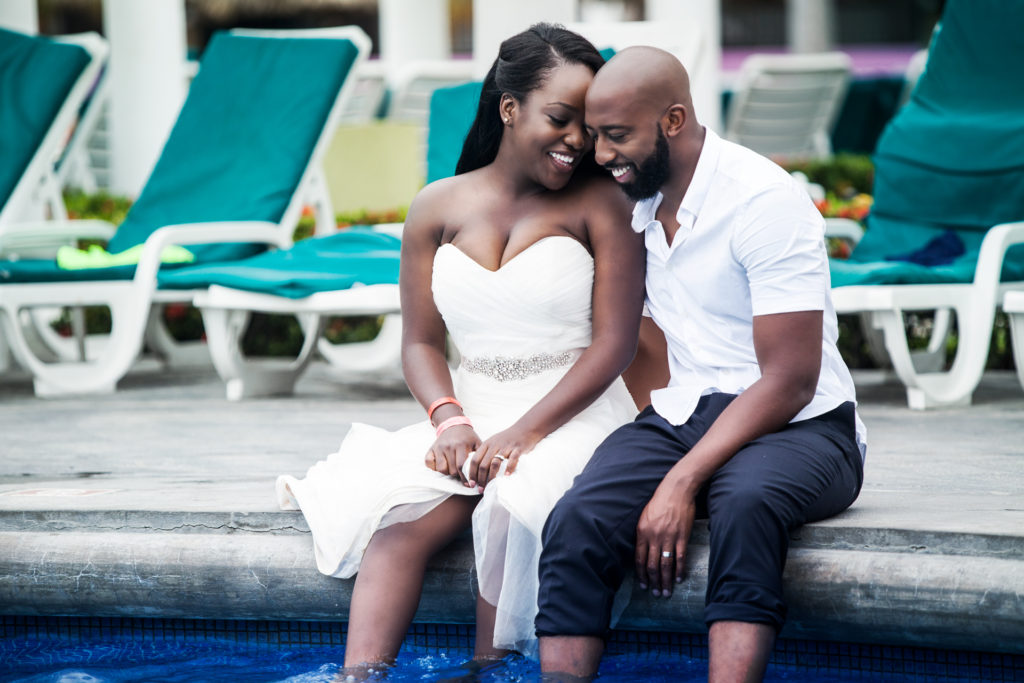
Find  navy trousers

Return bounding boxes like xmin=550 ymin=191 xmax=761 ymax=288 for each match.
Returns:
xmin=535 ymin=393 xmax=863 ymax=637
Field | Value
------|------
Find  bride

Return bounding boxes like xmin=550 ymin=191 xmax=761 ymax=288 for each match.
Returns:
xmin=276 ymin=23 xmax=646 ymax=669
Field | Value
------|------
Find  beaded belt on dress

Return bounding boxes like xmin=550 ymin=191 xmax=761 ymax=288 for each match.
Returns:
xmin=461 ymin=351 xmax=576 ymax=381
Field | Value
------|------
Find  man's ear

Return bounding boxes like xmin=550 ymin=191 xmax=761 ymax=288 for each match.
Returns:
xmin=662 ymin=104 xmax=687 ymax=137
xmin=499 ymin=93 xmax=517 ymax=125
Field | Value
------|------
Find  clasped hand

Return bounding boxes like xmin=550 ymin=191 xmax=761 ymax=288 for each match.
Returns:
xmin=635 ymin=482 xmax=696 ymax=598
xmin=425 ymin=425 xmax=541 ymax=490
xmin=424 ymin=424 xmax=480 ymax=487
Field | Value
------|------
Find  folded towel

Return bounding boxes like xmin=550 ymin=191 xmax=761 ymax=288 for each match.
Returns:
xmin=57 ymin=244 xmax=195 ymax=270
xmin=884 ymin=229 xmax=966 ymax=267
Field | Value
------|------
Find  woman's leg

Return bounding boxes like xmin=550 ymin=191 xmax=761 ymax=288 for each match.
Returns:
xmin=473 ymin=594 xmax=511 ymax=661
xmin=344 ymin=495 xmax=477 ymax=668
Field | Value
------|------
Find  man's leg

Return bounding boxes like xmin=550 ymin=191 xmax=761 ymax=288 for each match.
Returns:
xmin=536 ymin=398 xmax=738 ymax=678
xmin=703 ymin=403 xmax=862 ymax=682
xmin=709 ymin=621 xmax=775 ymax=683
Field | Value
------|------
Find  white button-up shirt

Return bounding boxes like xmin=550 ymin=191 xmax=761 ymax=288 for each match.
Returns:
xmin=635 ymin=129 xmax=866 ymax=456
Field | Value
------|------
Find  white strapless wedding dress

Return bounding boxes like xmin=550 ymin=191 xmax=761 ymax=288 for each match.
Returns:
xmin=276 ymin=235 xmax=637 ymax=657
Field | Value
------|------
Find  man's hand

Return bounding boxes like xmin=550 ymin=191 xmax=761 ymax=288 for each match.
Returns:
xmin=635 ymin=480 xmax=696 ymax=597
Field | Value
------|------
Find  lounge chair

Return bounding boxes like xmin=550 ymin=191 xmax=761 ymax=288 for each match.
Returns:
xmin=0 ymin=26 xmax=371 ymax=396
xmin=183 ymin=229 xmax=401 ymax=400
xmin=724 ymin=51 xmax=851 ymax=161
xmin=386 ymin=59 xmax=476 ymax=180
xmin=338 ymin=59 xmax=387 ymax=124
xmin=387 ymin=60 xmax=476 ymax=127
xmin=0 ymin=28 xmax=110 ymax=250
xmin=0 ymin=29 xmax=109 ymax=373
xmin=187 ymin=65 xmax=491 ymax=402
xmin=828 ymin=0 xmax=1024 ymax=409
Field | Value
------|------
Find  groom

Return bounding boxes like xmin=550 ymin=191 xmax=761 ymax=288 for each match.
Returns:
xmin=535 ymin=47 xmax=866 ymax=682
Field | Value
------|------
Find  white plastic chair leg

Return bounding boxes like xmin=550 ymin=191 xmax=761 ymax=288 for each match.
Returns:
xmin=144 ymin=304 xmax=212 ymax=368
xmin=0 ymin=332 xmax=12 ymax=373
xmin=317 ymin=313 xmax=403 ymax=379
xmin=871 ymin=300 xmax=990 ymax=409
xmin=0 ymin=293 xmax=150 ymax=397
xmin=859 ymin=312 xmax=892 ymax=369
xmin=201 ymin=306 xmax=323 ymax=400
xmin=1005 ymin=296 xmax=1024 ymax=393
xmin=18 ymin=307 xmax=119 ymax=364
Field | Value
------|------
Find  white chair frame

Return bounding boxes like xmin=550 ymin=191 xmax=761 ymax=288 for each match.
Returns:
xmin=0 ymin=26 xmax=372 ymax=396
xmin=831 ymin=221 xmax=1024 ymax=409
xmin=724 ymin=52 xmax=851 ymax=161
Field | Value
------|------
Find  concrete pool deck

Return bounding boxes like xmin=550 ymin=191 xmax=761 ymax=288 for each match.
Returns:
xmin=1 ymin=363 xmax=1022 ymax=656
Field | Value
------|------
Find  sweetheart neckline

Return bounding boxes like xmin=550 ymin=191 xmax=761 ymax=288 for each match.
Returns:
xmin=437 ymin=235 xmax=592 ymax=274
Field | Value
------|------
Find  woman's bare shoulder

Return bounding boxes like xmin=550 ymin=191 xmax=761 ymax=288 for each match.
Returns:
xmin=579 ymin=174 xmax=632 ymax=211
xmin=566 ymin=174 xmax=633 ymax=238
xmin=411 ymin=174 xmax=464 ymax=213
xmin=405 ymin=173 xmax=479 ymax=238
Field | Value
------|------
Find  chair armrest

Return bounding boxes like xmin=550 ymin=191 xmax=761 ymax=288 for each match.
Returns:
xmin=133 ymin=221 xmax=291 ymax=285
xmin=0 ymin=219 xmax=117 ymax=259
xmin=975 ymin=221 xmax=1024 ymax=286
xmin=1004 ymin=290 xmax=1024 ymax=312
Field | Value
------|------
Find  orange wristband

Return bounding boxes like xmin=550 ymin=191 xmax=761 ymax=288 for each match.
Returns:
xmin=435 ymin=415 xmax=472 ymax=437
xmin=427 ymin=396 xmax=462 ymax=421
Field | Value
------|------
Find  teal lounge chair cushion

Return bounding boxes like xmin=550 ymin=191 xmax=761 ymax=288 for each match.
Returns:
xmin=0 ymin=259 xmax=136 ymax=284
xmin=1 ymin=230 xmax=399 ymax=291
xmin=157 ymin=229 xmax=400 ymax=299
xmin=830 ymin=217 xmax=1024 ymax=288
xmin=426 ymin=81 xmax=482 ymax=184
xmin=106 ymin=32 xmax=359 ymax=263
xmin=832 ymin=0 xmax=1024 ymax=289
xmin=0 ymin=28 xmax=90 ymax=207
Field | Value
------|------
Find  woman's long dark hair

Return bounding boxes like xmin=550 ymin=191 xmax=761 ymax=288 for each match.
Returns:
xmin=455 ymin=23 xmax=605 ymax=176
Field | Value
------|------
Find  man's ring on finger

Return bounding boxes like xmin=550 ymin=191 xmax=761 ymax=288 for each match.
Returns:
xmin=492 ymin=454 xmax=506 ymax=463
xmin=661 ymin=550 xmax=674 ymax=559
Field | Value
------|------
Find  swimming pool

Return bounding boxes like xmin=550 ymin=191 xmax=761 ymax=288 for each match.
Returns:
xmin=2 ymin=616 xmax=1021 ymax=682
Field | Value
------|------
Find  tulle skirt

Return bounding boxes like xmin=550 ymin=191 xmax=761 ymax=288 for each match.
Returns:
xmin=276 ymin=365 xmax=636 ymax=657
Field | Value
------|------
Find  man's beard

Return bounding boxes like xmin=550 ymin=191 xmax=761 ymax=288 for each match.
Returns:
xmin=619 ymin=125 xmax=671 ymax=201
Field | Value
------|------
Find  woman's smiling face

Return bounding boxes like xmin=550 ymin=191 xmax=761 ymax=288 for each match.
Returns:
xmin=502 ymin=61 xmax=596 ymax=191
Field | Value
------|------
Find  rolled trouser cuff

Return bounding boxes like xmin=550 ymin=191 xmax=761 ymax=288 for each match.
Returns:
xmin=704 ymin=590 xmax=787 ymax=631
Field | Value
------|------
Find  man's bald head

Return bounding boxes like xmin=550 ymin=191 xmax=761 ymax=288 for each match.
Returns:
xmin=584 ymin=46 xmax=705 ymax=202
xmin=588 ymin=46 xmax=694 ymax=121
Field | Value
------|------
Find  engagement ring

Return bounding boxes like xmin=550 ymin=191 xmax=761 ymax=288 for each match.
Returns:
xmin=661 ymin=551 xmax=674 ymax=558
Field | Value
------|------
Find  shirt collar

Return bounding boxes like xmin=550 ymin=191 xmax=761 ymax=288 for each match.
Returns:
xmin=630 ymin=127 xmax=720 ymax=234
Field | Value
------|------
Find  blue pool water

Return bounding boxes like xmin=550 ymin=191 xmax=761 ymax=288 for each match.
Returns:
xmin=2 ymin=617 xmax=1021 ymax=682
